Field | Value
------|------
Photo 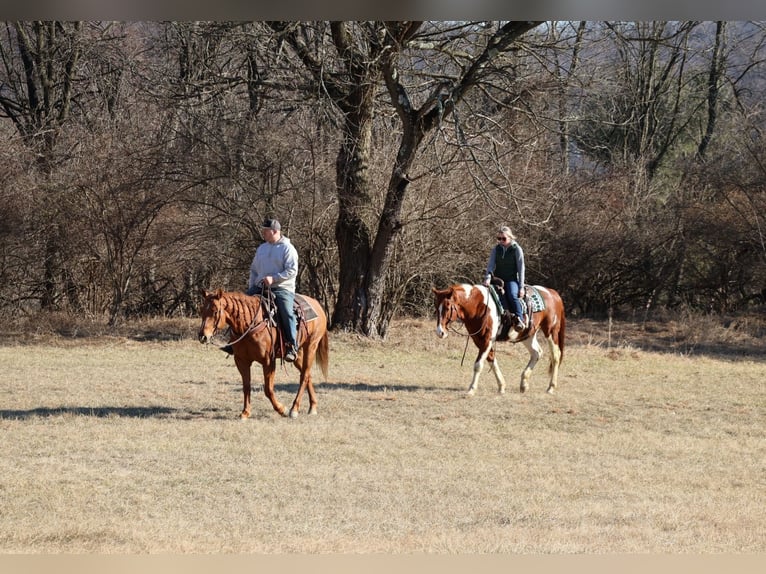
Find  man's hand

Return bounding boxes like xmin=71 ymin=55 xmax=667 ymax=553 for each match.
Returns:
xmin=263 ymin=276 xmax=274 ymax=286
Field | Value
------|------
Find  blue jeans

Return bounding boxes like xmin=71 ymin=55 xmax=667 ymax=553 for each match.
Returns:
xmin=504 ymin=280 xmax=524 ymax=319
xmin=249 ymin=286 xmax=297 ymax=348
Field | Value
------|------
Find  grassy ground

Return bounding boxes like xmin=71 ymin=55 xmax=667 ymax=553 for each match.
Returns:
xmin=0 ymin=315 xmax=763 ymax=553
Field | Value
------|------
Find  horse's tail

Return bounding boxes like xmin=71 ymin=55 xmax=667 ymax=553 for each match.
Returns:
xmin=317 ymin=330 xmax=330 ymax=380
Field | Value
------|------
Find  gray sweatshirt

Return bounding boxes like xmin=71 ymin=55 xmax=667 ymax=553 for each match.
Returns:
xmin=248 ymin=236 xmax=298 ymax=293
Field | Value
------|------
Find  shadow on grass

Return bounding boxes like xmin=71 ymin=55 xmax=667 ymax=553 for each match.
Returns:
xmin=317 ymin=381 xmax=428 ymax=393
xmin=0 ymin=404 xmax=259 ymax=421
xmin=0 ymin=405 xmax=178 ymax=420
xmin=235 ymin=380 xmax=430 ymax=394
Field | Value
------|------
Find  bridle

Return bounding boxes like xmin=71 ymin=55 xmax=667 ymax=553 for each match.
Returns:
xmin=201 ymin=294 xmax=270 ymax=348
xmin=438 ymin=296 xmax=485 ymax=338
xmin=437 ymin=293 xmax=490 ymax=366
xmin=438 ymin=298 xmax=459 ymax=329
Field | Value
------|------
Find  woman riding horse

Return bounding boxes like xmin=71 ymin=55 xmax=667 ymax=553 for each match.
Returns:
xmin=483 ymin=225 xmax=526 ymax=340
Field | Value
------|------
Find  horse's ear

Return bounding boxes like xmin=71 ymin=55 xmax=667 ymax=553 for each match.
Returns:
xmin=198 ymin=287 xmax=208 ymax=299
xmin=215 ymin=288 xmax=223 ymax=298
xmin=432 ymin=286 xmax=452 ymax=298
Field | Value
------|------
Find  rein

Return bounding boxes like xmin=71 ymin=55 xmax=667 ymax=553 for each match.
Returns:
xmin=443 ymin=306 xmax=488 ymax=367
xmin=212 ymin=295 xmax=269 ymax=350
xmin=219 ymin=318 xmax=266 ymax=349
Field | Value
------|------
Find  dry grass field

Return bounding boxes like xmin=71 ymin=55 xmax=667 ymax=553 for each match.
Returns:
xmin=0 ymin=314 xmax=764 ymax=553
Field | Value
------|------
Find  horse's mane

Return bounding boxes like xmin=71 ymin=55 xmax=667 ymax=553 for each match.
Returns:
xmin=219 ymin=291 xmax=263 ymax=333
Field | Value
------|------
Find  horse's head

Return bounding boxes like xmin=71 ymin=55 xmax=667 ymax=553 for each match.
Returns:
xmin=432 ymin=286 xmax=461 ymax=339
xmin=198 ymin=288 xmax=227 ymax=344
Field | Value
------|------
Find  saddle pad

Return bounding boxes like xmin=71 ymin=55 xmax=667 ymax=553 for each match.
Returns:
xmin=294 ymin=294 xmax=319 ymax=321
xmin=488 ymin=284 xmax=505 ymax=313
xmin=526 ymin=286 xmax=546 ymax=313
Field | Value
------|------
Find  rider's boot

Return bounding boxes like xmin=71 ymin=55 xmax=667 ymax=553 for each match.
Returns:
xmin=496 ymin=310 xmax=512 ymax=342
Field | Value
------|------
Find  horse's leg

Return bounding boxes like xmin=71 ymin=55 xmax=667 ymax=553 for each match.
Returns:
xmin=234 ymin=356 xmax=252 ymax=419
xmin=261 ymin=363 xmax=287 ymax=417
xmin=486 ymin=347 xmax=506 ymax=394
xmin=467 ymin=342 xmax=492 ymax=395
xmin=519 ymin=332 xmax=543 ymax=393
xmin=290 ymin=340 xmax=319 ymax=417
xmin=289 ymin=352 xmax=304 ymax=418
xmin=306 ymin=375 xmax=318 ymax=415
xmin=289 ymin=367 xmax=313 ymax=419
xmin=545 ymin=333 xmax=562 ymax=394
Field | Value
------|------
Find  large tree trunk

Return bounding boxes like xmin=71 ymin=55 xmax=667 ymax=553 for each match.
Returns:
xmin=360 ymin=103 xmax=423 ymax=337
xmin=332 ymin=98 xmax=375 ymax=329
xmin=326 ymin=22 xmax=378 ymax=330
xmin=362 ymin=172 xmax=410 ymax=338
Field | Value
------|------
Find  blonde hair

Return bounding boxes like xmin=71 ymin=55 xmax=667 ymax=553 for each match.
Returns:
xmin=497 ymin=225 xmax=516 ymax=241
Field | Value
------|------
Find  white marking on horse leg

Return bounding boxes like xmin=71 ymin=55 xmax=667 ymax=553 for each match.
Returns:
xmin=468 ymin=360 xmax=482 ymax=395
xmin=520 ymin=334 xmax=542 ymax=393
xmin=468 ymin=348 xmax=491 ymax=395
xmin=489 ymin=358 xmax=506 ymax=394
xmin=546 ymin=335 xmax=561 ymax=394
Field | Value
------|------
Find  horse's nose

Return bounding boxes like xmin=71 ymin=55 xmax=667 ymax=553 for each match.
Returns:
xmin=435 ymin=325 xmax=447 ymax=339
xmin=198 ymin=333 xmax=208 ymax=344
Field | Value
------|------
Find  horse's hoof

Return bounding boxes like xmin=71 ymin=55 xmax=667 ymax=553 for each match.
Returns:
xmin=239 ymin=413 xmax=250 ymax=420
xmin=289 ymin=409 xmax=299 ymax=419
xmin=546 ymin=387 xmax=555 ymax=394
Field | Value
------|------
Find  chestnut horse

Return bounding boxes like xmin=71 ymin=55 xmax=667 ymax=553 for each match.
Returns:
xmin=198 ymin=289 xmax=329 ymax=419
xmin=432 ymin=283 xmax=565 ymax=394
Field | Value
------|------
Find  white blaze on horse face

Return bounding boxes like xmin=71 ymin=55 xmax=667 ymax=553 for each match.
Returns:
xmin=436 ymin=302 xmax=448 ymax=338
xmin=198 ymin=300 xmax=222 ymax=343
xmin=199 ymin=314 xmax=214 ymax=343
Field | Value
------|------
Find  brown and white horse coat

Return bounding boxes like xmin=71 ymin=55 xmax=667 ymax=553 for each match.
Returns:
xmin=433 ymin=283 xmax=566 ymax=395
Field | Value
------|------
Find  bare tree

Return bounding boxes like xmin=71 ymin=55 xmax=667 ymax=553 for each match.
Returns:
xmin=268 ymin=21 xmax=543 ymax=336
xmin=0 ymin=22 xmax=84 ymax=308
xmin=2 ymin=21 xmax=765 ymax=325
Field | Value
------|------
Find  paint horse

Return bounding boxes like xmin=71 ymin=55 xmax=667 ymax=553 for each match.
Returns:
xmin=198 ymin=289 xmax=329 ymax=419
xmin=432 ymin=283 xmax=565 ymax=394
